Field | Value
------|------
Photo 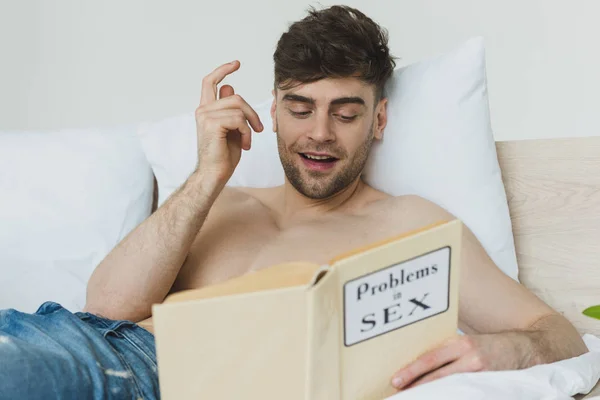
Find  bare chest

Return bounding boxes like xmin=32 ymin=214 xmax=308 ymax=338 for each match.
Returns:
xmin=173 ymin=199 xmax=425 ymax=291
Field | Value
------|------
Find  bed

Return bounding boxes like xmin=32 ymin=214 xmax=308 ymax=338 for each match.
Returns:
xmin=1 ymin=129 xmax=598 ymax=398
xmin=496 ymin=136 xmax=600 ymax=398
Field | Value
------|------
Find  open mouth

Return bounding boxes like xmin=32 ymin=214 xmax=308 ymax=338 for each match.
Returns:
xmin=299 ymin=153 xmax=338 ymax=163
xmin=299 ymin=153 xmax=339 ymax=171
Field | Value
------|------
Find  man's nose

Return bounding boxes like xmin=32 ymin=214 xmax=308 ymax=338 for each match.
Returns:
xmin=307 ymin=113 xmax=335 ymax=142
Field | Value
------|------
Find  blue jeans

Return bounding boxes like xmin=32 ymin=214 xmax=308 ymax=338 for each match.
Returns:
xmin=0 ymin=301 xmax=159 ymax=399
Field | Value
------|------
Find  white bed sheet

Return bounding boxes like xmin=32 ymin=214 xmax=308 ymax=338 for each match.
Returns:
xmin=387 ymin=334 xmax=600 ymax=400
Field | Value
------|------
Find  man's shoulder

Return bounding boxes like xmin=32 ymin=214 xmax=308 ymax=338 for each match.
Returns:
xmin=384 ymin=194 xmax=455 ymax=222
xmin=212 ymin=186 xmax=278 ymax=211
xmin=221 ymin=186 xmax=279 ymax=202
xmin=354 ymin=194 xmax=458 ymax=242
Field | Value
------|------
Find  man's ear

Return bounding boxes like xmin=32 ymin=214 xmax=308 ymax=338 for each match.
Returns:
xmin=271 ymin=89 xmax=277 ymax=132
xmin=374 ymin=97 xmax=388 ymax=140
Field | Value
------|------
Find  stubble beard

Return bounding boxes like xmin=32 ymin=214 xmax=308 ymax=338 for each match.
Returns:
xmin=276 ymin=120 xmax=374 ymax=200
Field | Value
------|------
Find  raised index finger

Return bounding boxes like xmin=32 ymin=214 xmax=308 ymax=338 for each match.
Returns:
xmin=200 ymin=60 xmax=240 ymax=105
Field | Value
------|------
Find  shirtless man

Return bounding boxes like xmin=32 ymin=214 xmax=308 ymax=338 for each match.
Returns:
xmin=0 ymin=5 xmax=588 ymax=399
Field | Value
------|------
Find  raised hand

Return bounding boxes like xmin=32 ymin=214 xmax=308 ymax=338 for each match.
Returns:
xmin=194 ymin=60 xmax=263 ymax=184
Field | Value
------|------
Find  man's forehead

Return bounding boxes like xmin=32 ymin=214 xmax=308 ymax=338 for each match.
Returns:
xmin=278 ymin=77 xmax=375 ymax=104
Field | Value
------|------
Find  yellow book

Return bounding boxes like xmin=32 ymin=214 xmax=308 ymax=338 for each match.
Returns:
xmin=152 ymin=219 xmax=463 ymax=399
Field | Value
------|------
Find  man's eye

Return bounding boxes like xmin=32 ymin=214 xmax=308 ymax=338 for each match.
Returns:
xmin=338 ymin=115 xmax=358 ymax=122
xmin=290 ymin=110 xmax=311 ymax=117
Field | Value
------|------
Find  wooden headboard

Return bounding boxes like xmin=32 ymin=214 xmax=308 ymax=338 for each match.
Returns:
xmin=496 ymin=137 xmax=600 ymax=337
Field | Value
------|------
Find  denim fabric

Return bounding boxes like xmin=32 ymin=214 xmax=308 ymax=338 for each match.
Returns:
xmin=0 ymin=301 xmax=159 ymax=399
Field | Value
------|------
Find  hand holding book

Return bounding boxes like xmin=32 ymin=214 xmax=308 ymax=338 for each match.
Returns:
xmin=391 ymin=332 xmax=528 ymax=391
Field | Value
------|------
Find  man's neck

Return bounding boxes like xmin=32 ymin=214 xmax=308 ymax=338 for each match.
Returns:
xmin=277 ymin=177 xmax=367 ymax=225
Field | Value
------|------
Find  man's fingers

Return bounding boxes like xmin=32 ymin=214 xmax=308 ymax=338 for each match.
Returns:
xmin=198 ymin=95 xmax=263 ymax=133
xmin=392 ymin=337 xmax=467 ymax=389
xmin=403 ymin=352 xmax=485 ymax=390
xmin=201 ymin=110 xmax=252 ymax=151
xmin=200 ymin=61 xmax=240 ymax=105
xmin=219 ymin=84 xmax=235 ymax=99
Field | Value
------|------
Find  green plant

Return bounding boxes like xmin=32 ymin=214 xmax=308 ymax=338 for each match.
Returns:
xmin=583 ymin=305 xmax=600 ymax=320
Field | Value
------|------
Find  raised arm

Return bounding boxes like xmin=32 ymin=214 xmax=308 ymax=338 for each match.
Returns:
xmin=84 ymin=60 xmax=263 ymax=322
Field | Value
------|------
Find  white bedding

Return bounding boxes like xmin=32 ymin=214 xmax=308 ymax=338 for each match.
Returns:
xmin=387 ymin=334 xmax=600 ymax=400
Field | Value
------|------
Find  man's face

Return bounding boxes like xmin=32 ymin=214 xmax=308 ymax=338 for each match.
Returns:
xmin=271 ymin=77 xmax=387 ymax=199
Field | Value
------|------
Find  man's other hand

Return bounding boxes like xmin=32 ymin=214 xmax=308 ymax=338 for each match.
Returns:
xmin=390 ymin=333 xmax=530 ymax=391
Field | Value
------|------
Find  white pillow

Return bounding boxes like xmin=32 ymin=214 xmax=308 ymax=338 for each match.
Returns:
xmin=0 ymin=125 xmax=154 ymax=312
xmin=137 ymin=38 xmax=519 ymax=281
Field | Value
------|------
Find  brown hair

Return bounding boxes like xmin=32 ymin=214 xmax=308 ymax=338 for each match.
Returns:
xmin=273 ymin=5 xmax=396 ymax=101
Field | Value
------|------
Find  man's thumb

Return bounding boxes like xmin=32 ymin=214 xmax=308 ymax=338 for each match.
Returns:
xmin=219 ymin=84 xmax=235 ymax=99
